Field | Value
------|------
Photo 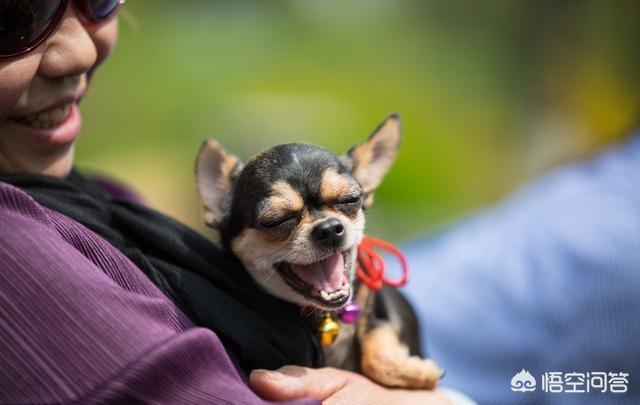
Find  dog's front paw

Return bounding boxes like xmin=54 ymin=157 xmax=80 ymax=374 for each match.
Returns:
xmin=360 ymin=324 xmax=443 ymax=390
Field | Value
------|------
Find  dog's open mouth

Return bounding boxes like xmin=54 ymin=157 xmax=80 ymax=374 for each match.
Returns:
xmin=275 ymin=250 xmax=352 ymax=308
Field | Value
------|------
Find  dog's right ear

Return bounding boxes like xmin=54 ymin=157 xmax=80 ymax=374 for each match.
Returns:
xmin=195 ymin=139 xmax=243 ymax=228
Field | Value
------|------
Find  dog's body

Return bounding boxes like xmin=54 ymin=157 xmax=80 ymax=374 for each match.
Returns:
xmin=196 ymin=114 xmax=441 ymax=389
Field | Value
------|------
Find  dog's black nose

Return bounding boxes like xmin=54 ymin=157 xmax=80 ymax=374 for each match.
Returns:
xmin=311 ymin=218 xmax=345 ymax=248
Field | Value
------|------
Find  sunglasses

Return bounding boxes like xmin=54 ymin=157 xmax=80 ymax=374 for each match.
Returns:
xmin=0 ymin=0 xmax=125 ymax=59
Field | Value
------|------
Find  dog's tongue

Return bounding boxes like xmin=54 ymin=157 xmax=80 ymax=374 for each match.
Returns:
xmin=292 ymin=252 xmax=345 ymax=292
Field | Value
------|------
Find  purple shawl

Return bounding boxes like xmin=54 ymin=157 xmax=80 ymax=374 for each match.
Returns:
xmin=0 ymin=180 xmax=317 ymax=404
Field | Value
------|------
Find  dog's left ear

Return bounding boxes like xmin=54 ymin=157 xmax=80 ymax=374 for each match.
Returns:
xmin=196 ymin=139 xmax=243 ymax=228
xmin=341 ymin=114 xmax=401 ymax=208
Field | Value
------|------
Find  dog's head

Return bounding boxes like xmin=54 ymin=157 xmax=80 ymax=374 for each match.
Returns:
xmin=196 ymin=114 xmax=401 ymax=310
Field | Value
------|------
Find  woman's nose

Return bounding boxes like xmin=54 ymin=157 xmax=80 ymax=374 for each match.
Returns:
xmin=37 ymin=6 xmax=98 ymax=79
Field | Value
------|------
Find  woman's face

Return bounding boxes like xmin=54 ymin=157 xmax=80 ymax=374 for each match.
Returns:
xmin=0 ymin=4 xmax=118 ymax=177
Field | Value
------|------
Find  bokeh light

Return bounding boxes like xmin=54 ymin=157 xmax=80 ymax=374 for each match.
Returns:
xmin=77 ymin=0 xmax=640 ymax=240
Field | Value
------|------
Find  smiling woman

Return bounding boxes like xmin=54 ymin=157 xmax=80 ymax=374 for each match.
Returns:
xmin=0 ymin=0 xmax=119 ymax=176
xmin=0 ymin=2 xmax=454 ymax=404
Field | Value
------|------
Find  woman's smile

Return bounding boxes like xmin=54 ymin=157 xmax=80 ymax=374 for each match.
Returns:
xmin=11 ymin=103 xmax=73 ymax=129
xmin=6 ymin=102 xmax=82 ymax=146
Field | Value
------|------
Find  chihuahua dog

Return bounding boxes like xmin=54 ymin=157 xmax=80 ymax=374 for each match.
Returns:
xmin=195 ymin=114 xmax=441 ymax=389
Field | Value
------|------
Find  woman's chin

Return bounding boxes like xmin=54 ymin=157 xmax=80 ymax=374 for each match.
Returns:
xmin=0 ymin=130 xmax=76 ymax=177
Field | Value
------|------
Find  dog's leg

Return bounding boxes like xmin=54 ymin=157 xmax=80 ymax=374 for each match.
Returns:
xmin=356 ymin=287 xmax=443 ymax=390
xmin=360 ymin=323 xmax=442 ymax=389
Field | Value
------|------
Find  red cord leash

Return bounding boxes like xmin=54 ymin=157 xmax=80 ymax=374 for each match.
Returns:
xmin=356 ymin=236 xmax=409 ymax=291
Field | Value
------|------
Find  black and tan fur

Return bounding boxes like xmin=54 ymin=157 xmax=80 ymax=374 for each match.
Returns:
xmin=195 ymin=114 xmax=441 ymax=389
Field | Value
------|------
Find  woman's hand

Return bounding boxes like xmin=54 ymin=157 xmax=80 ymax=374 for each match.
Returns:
xmin=250 ymin=366 xmax=452 ymax=405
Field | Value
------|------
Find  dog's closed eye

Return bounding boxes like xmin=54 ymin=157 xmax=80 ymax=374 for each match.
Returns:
xmin=333 ymin=195 xmax=362 ymax=206
xmin=259 ymin=214 xmax=300 ymax=228
xmin=330 ymin=194 xmax=363 ymax=218
xmin=257 ymin=181 xmax=305 ymax=231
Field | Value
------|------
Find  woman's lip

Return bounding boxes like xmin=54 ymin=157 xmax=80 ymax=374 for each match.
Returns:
xmin=6 ymin=103 xmax=82 ymax=146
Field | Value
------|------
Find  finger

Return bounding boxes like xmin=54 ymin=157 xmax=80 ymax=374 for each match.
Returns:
xmin=250 ymin=366 xmax=354 ymax=401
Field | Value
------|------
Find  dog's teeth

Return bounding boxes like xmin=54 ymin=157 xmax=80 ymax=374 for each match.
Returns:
xmin=318 ymin=285 xmax=351 ymax=302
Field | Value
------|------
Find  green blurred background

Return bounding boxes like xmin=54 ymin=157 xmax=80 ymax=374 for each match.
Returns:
xmin=76 ymin=0 xmax=640 ymax=241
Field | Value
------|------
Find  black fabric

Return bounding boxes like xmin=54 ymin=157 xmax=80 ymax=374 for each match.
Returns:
xmin=0 ymin=170 xmax=324 ymax=374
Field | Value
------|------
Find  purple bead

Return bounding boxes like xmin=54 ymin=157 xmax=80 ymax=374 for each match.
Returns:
xmin=339 ymin=302 xmax=361 ymax=324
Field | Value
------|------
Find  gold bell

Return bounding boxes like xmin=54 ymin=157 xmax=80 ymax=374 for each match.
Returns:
xmin=317 ymin=313 xmax=340 ymax=346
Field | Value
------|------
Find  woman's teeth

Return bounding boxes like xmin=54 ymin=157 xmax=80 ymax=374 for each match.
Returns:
xmin=13 ymin=104 xmax=72 ymax=129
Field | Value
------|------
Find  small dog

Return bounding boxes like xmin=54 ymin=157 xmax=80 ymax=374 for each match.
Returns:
xmin=195 ymin=114 xmax=441 ymax=389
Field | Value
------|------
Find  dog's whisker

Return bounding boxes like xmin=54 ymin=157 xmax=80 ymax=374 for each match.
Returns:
xmin=264 ymin=268 xmax=278 ymax=283
xmin=300 ymin=304 xmax=316 ymax=317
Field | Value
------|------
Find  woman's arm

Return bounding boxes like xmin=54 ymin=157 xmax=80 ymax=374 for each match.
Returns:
xmin=0 ymin=183 xmax=316 ymax=404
